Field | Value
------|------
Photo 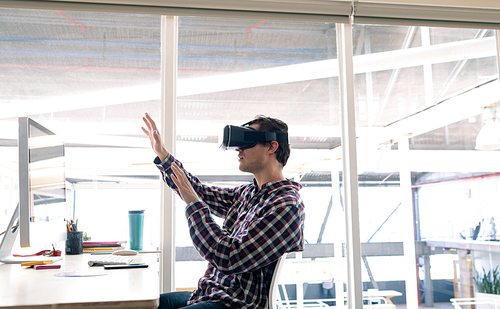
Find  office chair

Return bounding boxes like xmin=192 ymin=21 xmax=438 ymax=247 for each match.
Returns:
xmin=268 ymin=254 xmax=287 ymax=309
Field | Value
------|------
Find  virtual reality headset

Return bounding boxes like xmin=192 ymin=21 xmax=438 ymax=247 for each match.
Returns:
xmin=220 ymin=125 xmax=288 ymax=151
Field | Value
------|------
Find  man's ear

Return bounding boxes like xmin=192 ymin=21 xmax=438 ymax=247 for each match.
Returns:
xmin=267 ymin=141 xmax=279 ymax=154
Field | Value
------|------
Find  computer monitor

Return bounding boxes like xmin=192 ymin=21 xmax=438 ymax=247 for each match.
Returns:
xmin=0 ymin=117 xmax=67 ymax=264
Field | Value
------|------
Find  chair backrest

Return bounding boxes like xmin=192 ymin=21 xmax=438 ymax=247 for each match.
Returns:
xmin=268 ymin=254 xmax=287 ymax=309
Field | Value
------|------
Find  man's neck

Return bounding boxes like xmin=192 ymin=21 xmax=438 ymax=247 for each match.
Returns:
xmin=254 ymin=167 xmax=285 ymax=191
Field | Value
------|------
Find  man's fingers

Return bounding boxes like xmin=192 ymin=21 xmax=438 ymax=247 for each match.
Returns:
xmin=171 ymin=165 xmax=187 ymax=197
xmin=153 ymin=130 xmax=164 ymax=145
xmin=170 ymin=171 xmax=179 ymax=186
xmin=172 ymin=164 xmax=189 ymax=186
xmin=171 ymin=164 xmax=199 ymax=204
xmin=144 ymin=113 xmax=158 ymax=131
xmin=170 ymin=163 xmax=200 ymax=204
xmin=171 ymin=164 xmax=184 ymax=180
xmin=142 ymin=116 xmax=152 ymax=131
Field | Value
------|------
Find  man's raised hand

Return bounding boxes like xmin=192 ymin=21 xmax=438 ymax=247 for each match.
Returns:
xmin=170 ymin=163 xmax=201 ymax=205
xmin=142 ymin=113 xmax=169 ymax=161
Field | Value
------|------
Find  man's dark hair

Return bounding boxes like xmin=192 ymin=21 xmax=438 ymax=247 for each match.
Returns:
xmin=242 ymin=115 xmax=290 ymax=167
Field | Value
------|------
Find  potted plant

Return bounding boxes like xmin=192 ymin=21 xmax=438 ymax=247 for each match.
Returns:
xmin=474 ymin=266 xmax=500 ymax=309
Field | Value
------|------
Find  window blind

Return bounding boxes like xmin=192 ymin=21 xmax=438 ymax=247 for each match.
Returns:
xmin=2 ymin=0 xmax=500 ymax=28
xmin=353 ymin=2 xmax=500 ymax=29
xmin=0 ymin=0 xmax=351 ymax=23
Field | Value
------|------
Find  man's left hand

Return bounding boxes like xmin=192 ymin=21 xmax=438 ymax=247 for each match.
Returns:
xmin=170 ymin=163 xmax=201 ymax=205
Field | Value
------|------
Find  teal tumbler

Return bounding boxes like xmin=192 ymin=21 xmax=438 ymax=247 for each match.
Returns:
xmin=128 ymin=210 xmax=145 ymax=250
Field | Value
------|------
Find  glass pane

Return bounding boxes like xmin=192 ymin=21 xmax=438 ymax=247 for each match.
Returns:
xmin=353 ymin=23 xmax=499 ymax=308
xmin=0 ymin=8 xmax=162 ymax=251
xmin=174 ymin=16 xmax=344 ymax=307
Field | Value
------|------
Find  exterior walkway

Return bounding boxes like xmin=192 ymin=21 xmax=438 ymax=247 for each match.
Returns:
xmin=395 ymin=302 xmax=453 ymax=309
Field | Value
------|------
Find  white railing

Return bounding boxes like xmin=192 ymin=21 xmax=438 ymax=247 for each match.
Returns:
xmin=451 ymin=297 xmax=500 ymax=309
xmin=276 ymin=297 xmax=396 ymax=309
xmin=277 ymin=299 xmax=330 ymax=309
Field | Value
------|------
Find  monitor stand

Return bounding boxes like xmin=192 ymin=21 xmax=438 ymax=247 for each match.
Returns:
xmin=0 ymin=203 xmax=62 ymax=264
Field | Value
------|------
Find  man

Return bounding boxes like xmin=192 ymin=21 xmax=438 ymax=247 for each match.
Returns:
xmin=142 ymin=113 xmax=305 ymax=309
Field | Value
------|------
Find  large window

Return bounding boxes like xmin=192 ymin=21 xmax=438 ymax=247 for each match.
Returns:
xmin=173 ymin=17 xmax=344 ymax=301
xmin=353 ymin=23 xmax=499 ymax=306
xmin=2 ymin=4 xmax=500 ymax=308
xmin=0 ymin=8 xmax=162 ymax=249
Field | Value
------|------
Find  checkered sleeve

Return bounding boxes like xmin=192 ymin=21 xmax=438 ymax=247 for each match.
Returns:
xmin=185 ymin=193 xmax=304 ymax=275
xmin=155 ymin=154 xmax=235 ymax=218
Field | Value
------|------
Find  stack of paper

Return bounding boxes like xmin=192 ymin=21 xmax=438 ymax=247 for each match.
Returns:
xmin=82 ymin=241 xmax=124 ymax=253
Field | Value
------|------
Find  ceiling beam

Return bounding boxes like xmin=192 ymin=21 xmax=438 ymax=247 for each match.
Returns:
xmin=329 ymin=79 xmax=500 ymax=160
xmin=1 ymin=36 xmax=495 ymax=120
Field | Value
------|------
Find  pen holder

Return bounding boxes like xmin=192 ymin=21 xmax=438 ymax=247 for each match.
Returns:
xmin=66 ymin=231 xmax=83 ymax=255
xmin=129 ymin=210 xmax=145 ymax=250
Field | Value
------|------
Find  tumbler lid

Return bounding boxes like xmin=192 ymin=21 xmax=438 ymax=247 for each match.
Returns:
xmin=128 ymin=210 xmax=145 ymax=214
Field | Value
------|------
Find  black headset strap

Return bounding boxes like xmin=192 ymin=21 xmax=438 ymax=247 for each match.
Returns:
xmin=244 ymin=130 xmax=288 ymax=143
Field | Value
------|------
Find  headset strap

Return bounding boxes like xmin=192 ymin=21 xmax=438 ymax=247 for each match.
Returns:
xmin=244 ymin=131 xmax=288 ymax=143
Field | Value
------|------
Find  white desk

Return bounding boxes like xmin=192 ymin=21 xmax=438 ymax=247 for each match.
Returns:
xmin=0 ymin=253 xmax=160 ymax=309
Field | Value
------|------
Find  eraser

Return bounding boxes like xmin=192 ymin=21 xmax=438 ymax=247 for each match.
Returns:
xmin=34 ymin=264 xmax=61 ymax=270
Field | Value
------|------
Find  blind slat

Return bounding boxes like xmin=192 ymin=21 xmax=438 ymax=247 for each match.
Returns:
xmin=355 ymin=17 xmax=500 ymax=30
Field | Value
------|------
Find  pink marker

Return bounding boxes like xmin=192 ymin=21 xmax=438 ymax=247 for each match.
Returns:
xmin=34 ymin=264 xmax=61 ymax=270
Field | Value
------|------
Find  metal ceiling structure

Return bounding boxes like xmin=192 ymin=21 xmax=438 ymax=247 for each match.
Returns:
xmin=1 ymin=8 xmax=500 ymax=184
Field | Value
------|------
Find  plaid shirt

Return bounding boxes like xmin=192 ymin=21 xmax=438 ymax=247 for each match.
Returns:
xmin=155 ymin=154 xmax=305 ymax=309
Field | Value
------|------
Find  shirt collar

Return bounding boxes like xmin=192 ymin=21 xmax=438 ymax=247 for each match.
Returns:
xmin=252 ymin=178 xmax=302 ymax=192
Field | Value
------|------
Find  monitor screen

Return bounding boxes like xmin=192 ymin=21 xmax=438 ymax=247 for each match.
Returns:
xmin=18 ymin=117 xmax=67 ymax=248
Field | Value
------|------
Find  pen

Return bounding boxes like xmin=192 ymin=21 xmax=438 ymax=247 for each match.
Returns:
xmin=66 ymin=219 xmax=78 ymax=232
xmin=103 ymin=263 xmax=148 ymax=269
